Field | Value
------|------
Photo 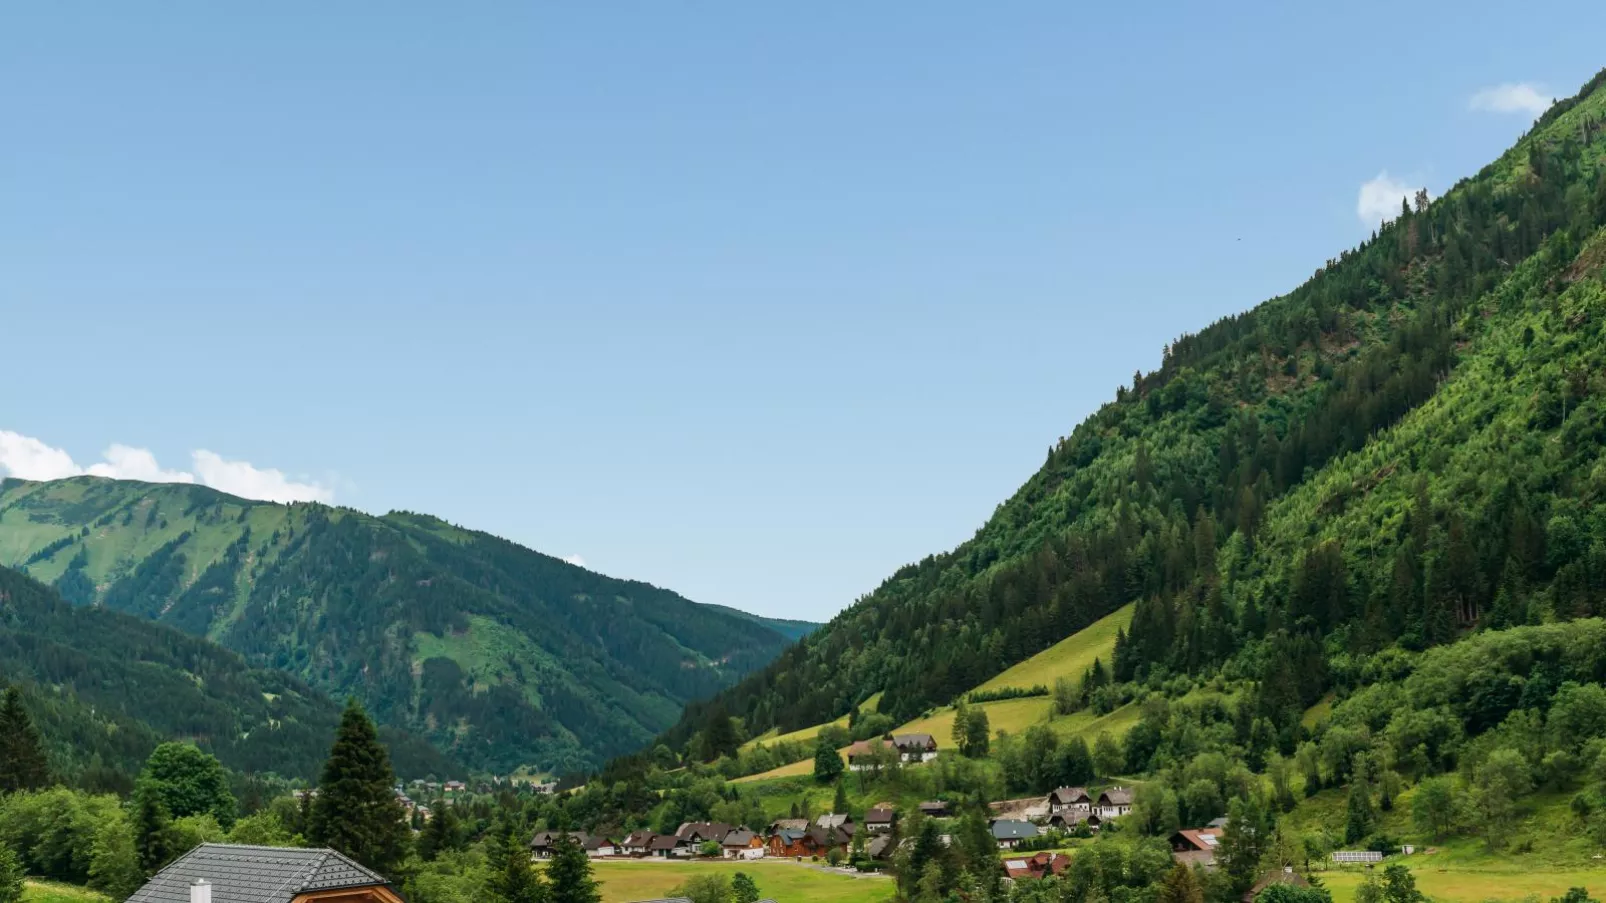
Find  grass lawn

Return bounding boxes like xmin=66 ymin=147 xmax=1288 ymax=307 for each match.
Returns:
xmin=1321 ymin=865 xmax=1606 ymax=902
xmin=970 ymin=604 xmax=1134 ymax=695
xmin=579 ymin=858 xmax=895 ymax=903
xmin=23 ymin=881 xmax=111 ymax=903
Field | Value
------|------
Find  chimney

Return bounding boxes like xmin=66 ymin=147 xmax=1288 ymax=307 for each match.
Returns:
xmin=191 ymin=878 xmax=212 ymax=903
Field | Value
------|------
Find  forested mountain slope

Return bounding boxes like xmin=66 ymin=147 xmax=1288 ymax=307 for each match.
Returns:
xmin=664 ymin=69 xmax=1606 ymax=753
xmin=0 ymin=563 xmax=450 ymax=783
xmin=0 ymin=477 xmax=805 ymax=774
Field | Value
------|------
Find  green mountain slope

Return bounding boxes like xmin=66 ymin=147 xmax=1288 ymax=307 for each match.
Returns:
xmin=0 ymin=563 xmax=450 ymax=782
xmin=662 ymin=69 xmax=1606 ymax=752
xmin=0 ymin=478 xmax=808 ymax=774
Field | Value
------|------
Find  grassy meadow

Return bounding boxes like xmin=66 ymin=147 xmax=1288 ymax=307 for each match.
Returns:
xmin=23 ymin=882 xmax=111 ymax=903
xmin=579 ymin=858 xmax=895 ymax=903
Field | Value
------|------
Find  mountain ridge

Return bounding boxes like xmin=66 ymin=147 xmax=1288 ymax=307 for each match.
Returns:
xmin=0 ymin=475 xmax=812 ymax=774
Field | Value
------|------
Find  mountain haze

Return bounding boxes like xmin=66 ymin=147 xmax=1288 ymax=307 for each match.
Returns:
xmin=0 ymin=476 xmax=809 ymax=774
xmin=665 ymin=69 xmax=1606 ymax=751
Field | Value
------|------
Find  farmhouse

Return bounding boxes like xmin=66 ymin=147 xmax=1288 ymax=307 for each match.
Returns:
xmin=529 ymin=831 xmax=590 ymax=859
xmin=1048 ymin=786 xmax=1093 ymax=817
xmin=1169 ymin=828 xmax=1224 ymax=866
xmin=721 ymin=830 xmax=765 ymax=860
xmin=845 ymin=733 xmax=940 ymax=770
xmin=990 ymin=819 xmax=1040 ymax=850
xmin=1002 ymin=851 xmax=1070 ymax=881
xmin=676 ymin=822 xmax=734 ymax=845
xmin=620 ymin=831 xmax=657 ymax=857
xmin=582 ymin=835 xmax=617 ymax=858
xmin=1096 ymin=787 xmax=1134 ymax=818
xmin=649 ymin=834 xmax=690 ymax=858
xmin=865 ymin=805 xmax=896 ymax=834
xmin=918 ymin=800 xmax=952 ymax=818
xmin=126 ymin=843 xmax=400 ymax=903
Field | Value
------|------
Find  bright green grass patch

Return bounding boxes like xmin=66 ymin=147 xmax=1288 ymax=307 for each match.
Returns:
xmin=1301 ymin=693 xmax=1335 ymax=729
xmin=566 ymin=858 xmax=895 ymax=903
xmin=23 ymin=881 xmax=113 ymax=903
xmin=1322 ymin=866 xmax=1606 ymax=903
xmin=971 ymin=604 xmax=1134 ymax=696
xmin=740 ymin=692 xmax=886 ymax=753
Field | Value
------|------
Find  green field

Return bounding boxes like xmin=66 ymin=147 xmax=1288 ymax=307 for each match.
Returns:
xmin=23 ymin=881 xmax=111 ymax=903
xmin=741 ymin=693 xmax=884 ymax=754
xmin=971 ymin=604 xmax=1134 ymax=695
xmin=1322 ymin=865 xmax=1606 ymax=903
xmin=579 ymin=858 xmax=894 ymax=903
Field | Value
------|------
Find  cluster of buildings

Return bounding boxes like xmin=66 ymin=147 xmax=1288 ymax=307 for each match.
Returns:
xmin=844 ymin=732 xmax=940 ymax=769
xmin=527 ymin=812 xmax=902 ymax=864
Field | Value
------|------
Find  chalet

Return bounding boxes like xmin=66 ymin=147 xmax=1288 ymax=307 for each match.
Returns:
xmin=675 ymin=822 xmax=734 ymax=845
xmin=1047 ymin=811 xmax=1100 ymax=832
xmin=444 ymin=780 xmax=467 ymax=794
xmin=126 ymin=843 xmax=400 ymax=903
xmin=1048 ymin=787 xmax=1093 ymax=817
xmin=766 ymin=829 xmax=814 ymax=858
xmin=1244 ymin=869 xmax=1311 ymax=902
xmin=529 ymin=831 xmax=589 ymax=859
xmin=766 ymin=818 xmax=809 ymax=835
xmin=649 ymin=834 xmax=690 ymax=858
xmin=864 ymin=805 xmax=895 ymax=834
xmin=620 ymin=831 xmax=657 ymax=857
xmin=892 ymin=733 xmax=939 ymax=763
xmin=1002 ymin=851 xmax=1070 ymax=882
xmin=865 ymin=835 xmax=897 ymax=863
xmin=917 ymin=800 xmax=952 ymax=818
xmin=582 ymin=836 xmax=617 ymax=858
xmin=815 ymin=813 xmax=855 ymax=834
xmin=990 ymin=819 xmax=1040 ymax=850
xmin=1169 ymin=828 xmax=1224 ymax=867
xmin=1096 ymin=787 xmax=1134 ymax=819
xmin=721 ymin=830 xmax=765 ymax=860
xmin=845 ymin=739 xmax=890 ymax=771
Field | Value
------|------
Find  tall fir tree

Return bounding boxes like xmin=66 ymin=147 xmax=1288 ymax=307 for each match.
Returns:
xmin=417 ymin=799 xmax=457 ymax=862
xmin=545 ymin=833 xmax=600 ymax=903
xmin=0 ymin=687 xmax=50 ymax=794
xmin=486 ymin=816 xmax=548 ymax=903
xmin=132 ymin=787 xmax=177 ymax=877
xmin=309 ymin=700 xmax=410 ymax=876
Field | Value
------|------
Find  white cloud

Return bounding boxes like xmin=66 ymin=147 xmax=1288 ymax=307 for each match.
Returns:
xmin=191 ymin=450 xmax=332 ymax=504
xmin=86 ymin=444 xmax=197 ymax=484
xmin=0 ymin=430 xmax=331 ymax=504
xmin=0 ymin=431 xmax=84 ymax=482
xmin=1469 ymin=82 xmax=1553 ymax=117
xmin=1357 ymin=171 xmax=1423 ymax=227
xmin=563 ymin=554 xmax=587 ymax=568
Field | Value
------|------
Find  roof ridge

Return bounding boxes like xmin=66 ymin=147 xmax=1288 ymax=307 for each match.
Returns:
xmin=269 ymin=847 xmax=327 ymax=900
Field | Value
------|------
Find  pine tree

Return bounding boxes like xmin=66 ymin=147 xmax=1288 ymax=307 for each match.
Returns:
xmin=546 ymin=833 xmax=600 ymax=903
xmin=1346 ymin=774 xmax=1376 ymax=844
xmin=132 ymin=787 xmax=177 ymax=876
xmin=309 ymin=699 xmax=410 ymax=876
xmin=417 ymin=800 xmax=456 ymax=862
xmin=0 ymin=687 xmax=50 ymax=794
xmin=812 ymin=735 xmax=844 ymax=783
xmin=1156 ymin=862 xmax=1205 ymax=903
xmin=831 ymin=780 xmax=849 ymax=815
xmin=487 ymin=817 xmax=548 ymax=903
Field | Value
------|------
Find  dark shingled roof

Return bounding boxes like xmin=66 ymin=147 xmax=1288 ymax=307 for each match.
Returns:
xmin=126 ymin=843 xmax=388 ymax=903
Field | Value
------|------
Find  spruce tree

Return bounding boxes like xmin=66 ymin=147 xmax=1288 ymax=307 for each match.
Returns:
xmin=813 ymin=735 xmax=844 ymax=783
xmin=132 ymin=787 xmax=178 ymax=876
xmin=731 ymin=871 xmax=760 ymax=903
xmin=417 ymin=799 xmax=456 ymax=862
xmin=487 ymin=816 xmax=547 ymax=903
xmin=546 ymin=833 xmax=600 ymax=903
xmin=0 ymin=687 xmax=50 ymax=794
xmin=309 ymin=699 xmax=410 ymax=876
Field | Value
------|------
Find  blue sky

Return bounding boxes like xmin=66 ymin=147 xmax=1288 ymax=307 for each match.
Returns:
xmin=3 ymin=3 xmax=1602 ymax=621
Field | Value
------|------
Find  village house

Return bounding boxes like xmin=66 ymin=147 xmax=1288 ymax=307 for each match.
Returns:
xmin=675 ymin=822 xmax=734 ymax=846
xmin=845 ymin=734 xmax=940 ymax=770
xmin=1002 ymin=851 xmax=1071 ymax=882
xmin=529 ymin=831 xmax=590 ymax=859
xmin=917 ymin=800 xmax=953 ymax=818
xmin=815 ymin=813 xmax=855 ymax=834
xmin=721 ymin=829 xmax=766 ymax=860
xmin=1096 ymin=787 xmax=1134 ymax=819
xmin=990 ymin=819 xmax=1040 ymax=850
xmin=620 ymin=830 xmax=657 ymax=857
xmin=582 ymin=835 xmax=617 ymax=858
xmin=865 ymin=835 xmax=897 ymax=865
xmin=649 ymin=834 xmax=690 ymax=858
xmin=1169 ymin=827 xmax=1224 ymax=867
xmin=1047 ymin=811 xmax=1100 ymax=832
xmin=766 ymin=818 xmax=809 ymax=835
xmin=126 ymin=843 xmax=401 ymax=903
xmin=864 ymin=805 xmax=896 ymax=834
xmin=1048 ymin=786 xmax=1093 ymax=818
